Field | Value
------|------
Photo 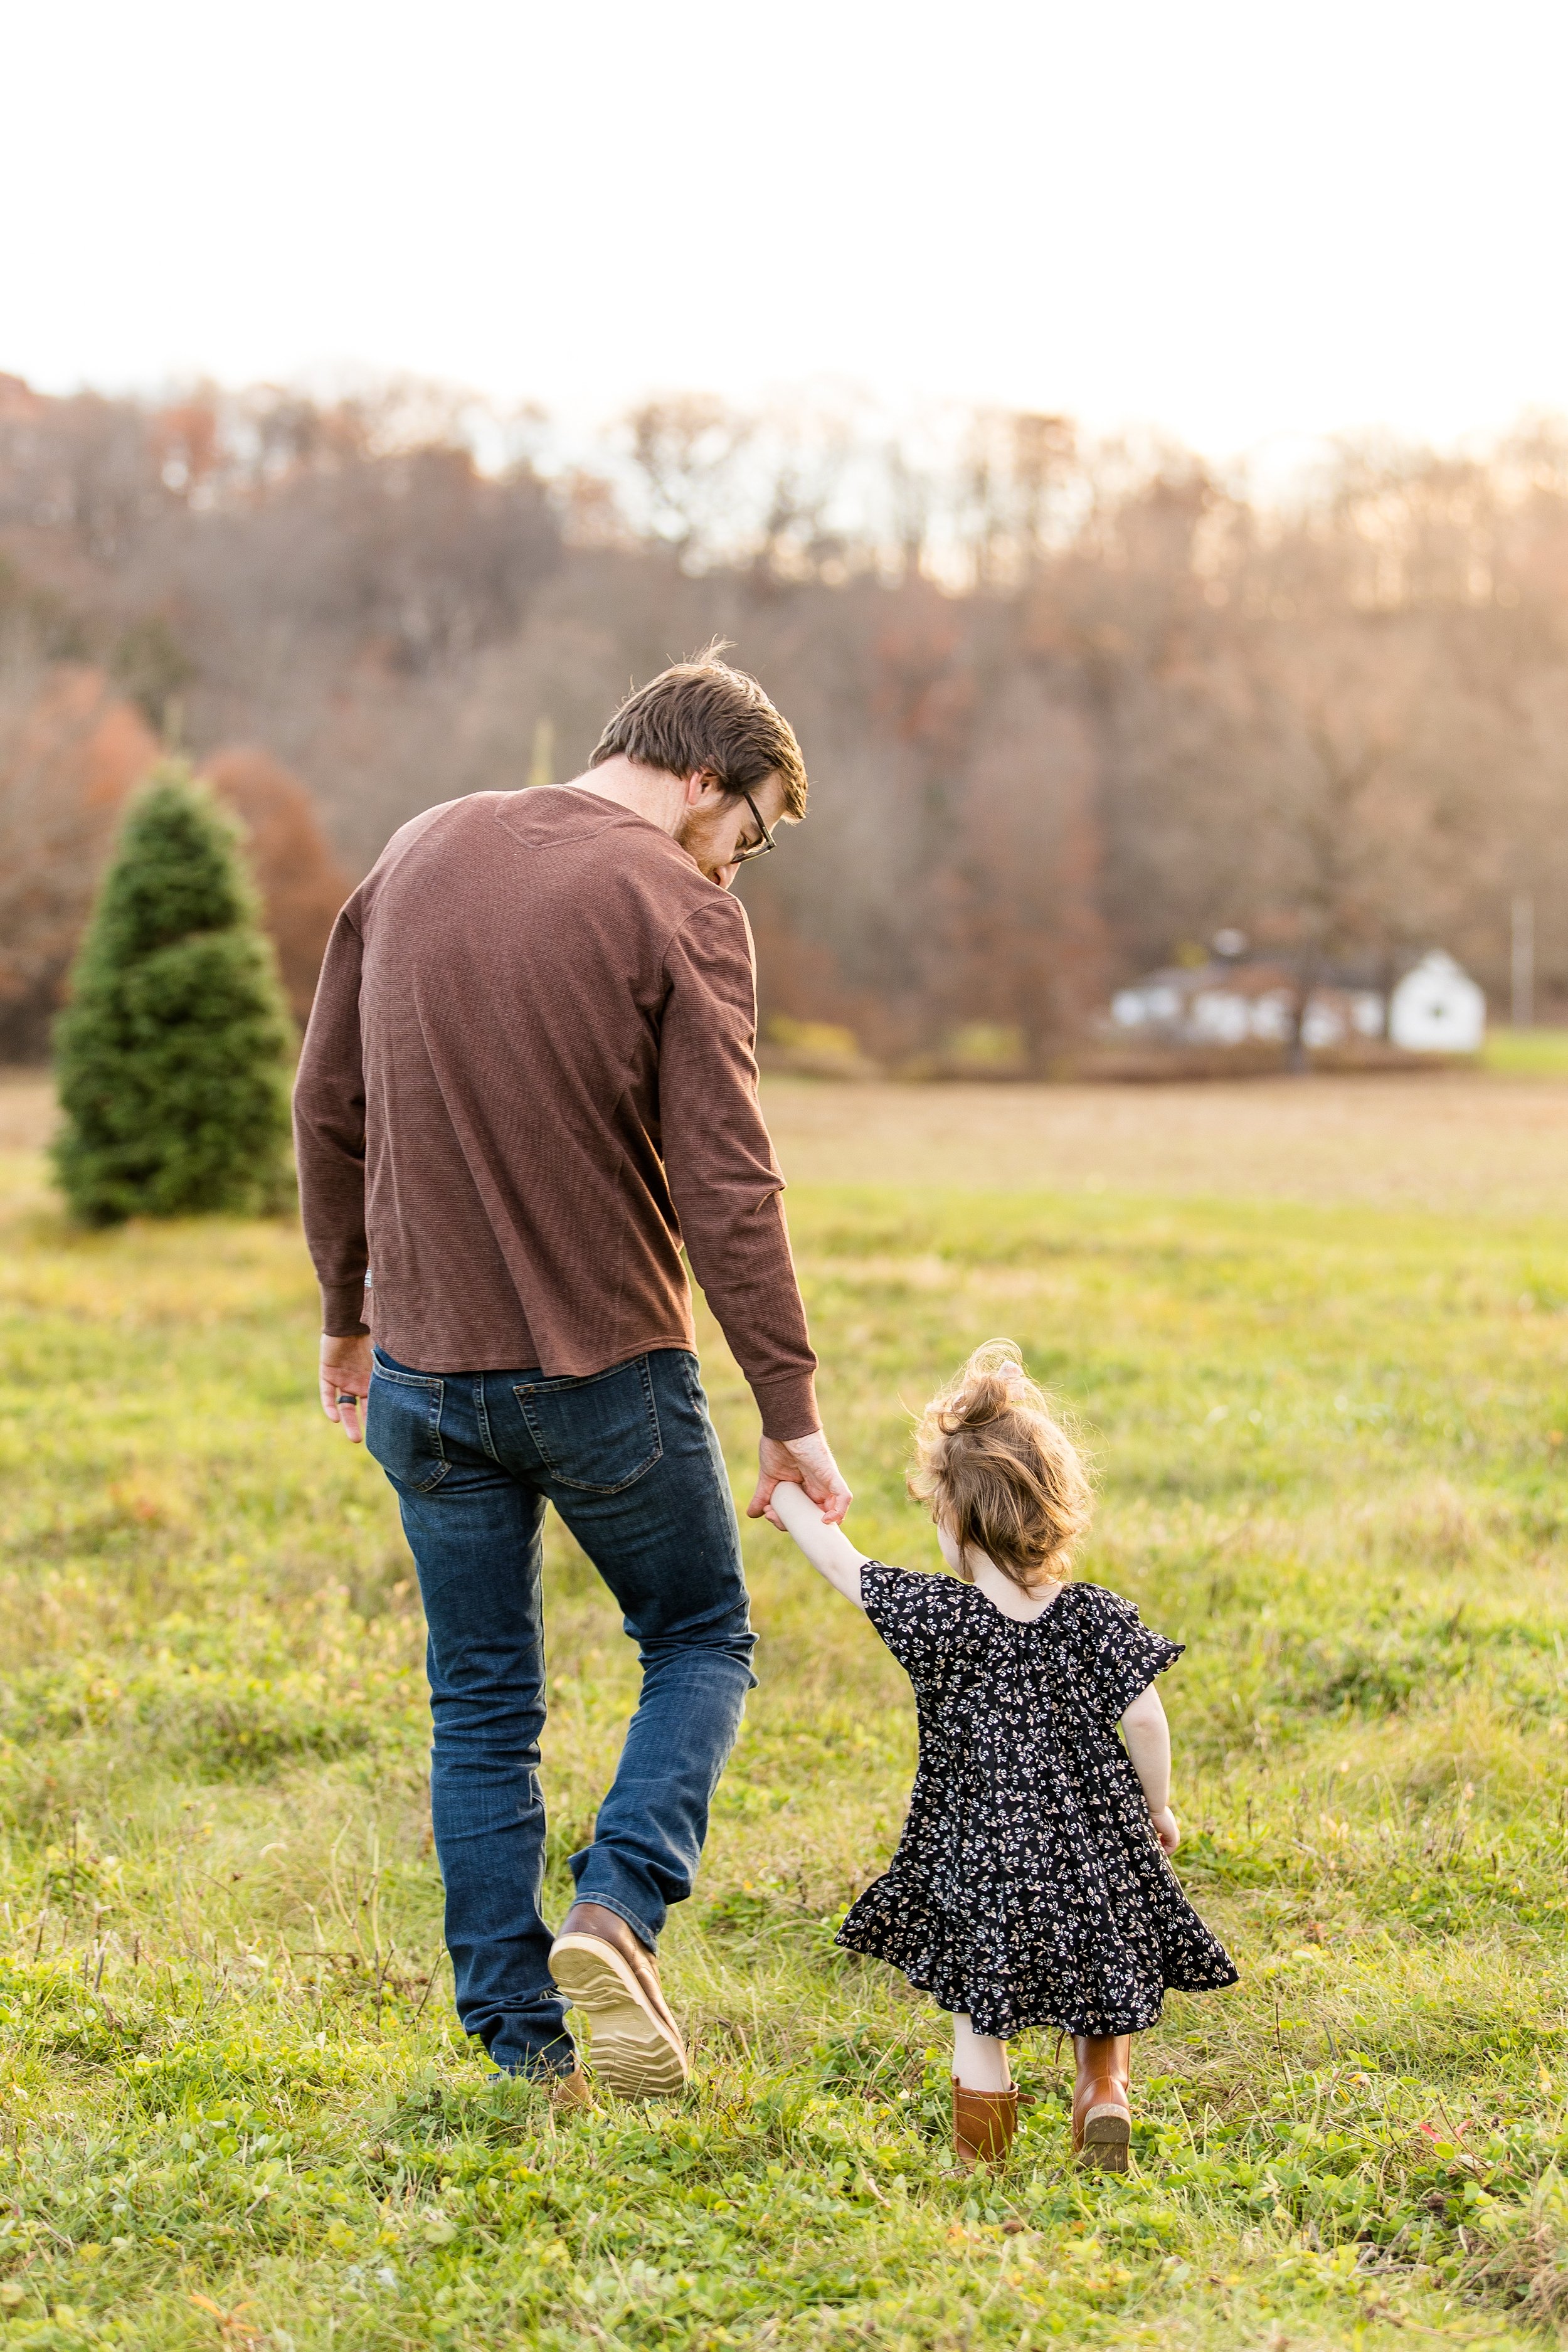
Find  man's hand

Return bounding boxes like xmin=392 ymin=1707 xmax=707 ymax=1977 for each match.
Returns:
xmin=319 ymin=1333 xmax=373 ymax=1444
xmin=747 ymin=1429 xmax=851 ymax=1527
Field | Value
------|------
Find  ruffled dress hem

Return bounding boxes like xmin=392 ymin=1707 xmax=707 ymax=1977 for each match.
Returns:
xmin=834 ymin=1909 xmax=1240 ymax=2042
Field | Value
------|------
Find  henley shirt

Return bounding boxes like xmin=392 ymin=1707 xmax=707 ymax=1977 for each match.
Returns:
xmin=292 ymin=785 xmax=819 ymax=1441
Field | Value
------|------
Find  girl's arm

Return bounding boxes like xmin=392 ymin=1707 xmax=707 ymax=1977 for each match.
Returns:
xmin=767 ymin=1477 xmax=870 ymax=1607
xmin=1119 ymin=1685 xmax=1180 ymax=1853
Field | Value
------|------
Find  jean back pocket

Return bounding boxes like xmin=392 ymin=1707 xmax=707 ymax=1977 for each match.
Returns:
xmin=512 ymin=1356 xmax=662 ymax=1494
xmin=366 ymin=1360 xmax=448 ymax=1492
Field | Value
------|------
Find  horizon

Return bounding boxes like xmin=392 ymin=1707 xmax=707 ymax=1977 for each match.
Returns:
xmin=9 ymin=361 xmax=1567 ymax=503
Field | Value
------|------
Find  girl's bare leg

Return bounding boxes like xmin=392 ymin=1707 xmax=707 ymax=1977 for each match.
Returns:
xmin=952 ymin=2012 xmax=1012 ymax=2092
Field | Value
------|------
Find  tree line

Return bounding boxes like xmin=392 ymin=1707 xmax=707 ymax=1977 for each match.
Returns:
xmin=4 ymin=369 xmax=1567 ymax=1066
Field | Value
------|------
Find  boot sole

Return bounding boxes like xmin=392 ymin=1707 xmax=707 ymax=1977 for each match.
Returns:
xmin=548 ymin=1934 xmax=689 ymax=2098
xmin=1079 ymin=2104 xmax=1130 ymax=2171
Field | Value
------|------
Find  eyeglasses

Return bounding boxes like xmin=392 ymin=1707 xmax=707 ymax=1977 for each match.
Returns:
xmin=732 ymin=788 xmax=777 ymax=864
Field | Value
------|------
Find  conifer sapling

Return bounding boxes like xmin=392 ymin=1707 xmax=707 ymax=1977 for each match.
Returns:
xmin=52 ymin=762 xmax=294 ymax=1222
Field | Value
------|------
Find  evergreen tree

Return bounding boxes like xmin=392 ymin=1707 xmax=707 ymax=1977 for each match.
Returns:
xmin=52 ymin=763 xmax=294 ymax=1224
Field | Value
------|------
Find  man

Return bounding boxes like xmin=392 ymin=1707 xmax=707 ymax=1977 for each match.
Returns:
xmin=294 ymin=655 xmax=850 ymax=2099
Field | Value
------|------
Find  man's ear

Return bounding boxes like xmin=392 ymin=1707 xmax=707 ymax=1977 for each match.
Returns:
xmin=685 ymin=768 xmax=723 ymax=807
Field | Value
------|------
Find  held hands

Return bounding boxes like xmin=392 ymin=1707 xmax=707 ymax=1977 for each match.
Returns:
xmin=748 ymin=1429 xmax=852 ymax=1527
xmin=319 ymin=1333 xmax=373 ymax=1444
xmin=1149 ymin=1805 xmax=1180 ymax=1855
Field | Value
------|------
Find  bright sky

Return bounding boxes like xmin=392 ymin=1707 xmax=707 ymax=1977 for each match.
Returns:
xmin=6 ymin=0 xmax=1568 ymax=462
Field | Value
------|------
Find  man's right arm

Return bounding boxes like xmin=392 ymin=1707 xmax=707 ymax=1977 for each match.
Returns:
xmin=659 ymin=896 xmax=851 ymax=1524
xmin=294 ymin=905 xmax=372 ymax=1438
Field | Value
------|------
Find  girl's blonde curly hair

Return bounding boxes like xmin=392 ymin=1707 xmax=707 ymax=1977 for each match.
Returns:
xmin=907 ymin=1339 xmax=1093 ymax=1593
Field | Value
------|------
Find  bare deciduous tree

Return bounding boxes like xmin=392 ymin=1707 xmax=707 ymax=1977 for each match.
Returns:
xmin=5 ymin=369 xmax=1568 ymax=1062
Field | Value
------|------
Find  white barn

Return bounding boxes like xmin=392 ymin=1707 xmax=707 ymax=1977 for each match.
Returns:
xmin=1387 ymin=951 xmax=1486 ymax=1052
xmin=1108 ymin=949 xmax=1486 ymax=1055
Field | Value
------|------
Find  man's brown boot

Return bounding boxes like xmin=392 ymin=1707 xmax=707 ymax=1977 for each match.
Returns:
xmin=951 ymin=2079 xmax=1020 ymax=2169
xmin=548 ymin=1901 xmax=689 ymax=2097
xmin=1071 ymin=2035 xmax=1131 ymax=2170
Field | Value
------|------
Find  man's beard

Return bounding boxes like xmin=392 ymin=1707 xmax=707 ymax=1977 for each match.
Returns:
xmin=674 ymin=805 xmax=731 ymax=881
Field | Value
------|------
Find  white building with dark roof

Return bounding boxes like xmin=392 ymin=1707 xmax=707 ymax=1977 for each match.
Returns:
xmin=1108 ymin=950 xmax=1485 ymax=1054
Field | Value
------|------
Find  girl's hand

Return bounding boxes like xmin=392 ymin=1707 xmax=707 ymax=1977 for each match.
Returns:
xmin=1149 ymin=1806 xmax=1180 ymax=1855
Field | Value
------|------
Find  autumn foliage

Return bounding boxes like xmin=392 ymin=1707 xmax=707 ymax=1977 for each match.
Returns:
xmin=8 ymin=371 xmax=1568 ymax=1060
xmin=199 ymin=748 xmax=350 ymax=1026
xmin=0 ymin=662 xmax=349 ymax=1056
xmin=0 ymin=663 xmax=159 ymax=1058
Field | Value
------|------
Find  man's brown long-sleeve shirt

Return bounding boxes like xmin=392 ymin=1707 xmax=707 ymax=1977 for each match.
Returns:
xmin=292 ymin=787 xmax=818 ymax=1441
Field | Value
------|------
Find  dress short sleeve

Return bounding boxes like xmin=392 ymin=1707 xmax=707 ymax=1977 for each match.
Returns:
xmin=859 ymin=1563 xmax=973 ymax=1685
xmin=1071 ymin=1586 xmax=1184 ymax=1724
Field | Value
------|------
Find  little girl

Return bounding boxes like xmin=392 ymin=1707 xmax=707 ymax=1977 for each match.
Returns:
xmin=768 ymin=1340 xmax=1236 ymax=2171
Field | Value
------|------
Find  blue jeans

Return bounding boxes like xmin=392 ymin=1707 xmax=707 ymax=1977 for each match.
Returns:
xmin=365 ymin=1345 xmax=756 ymax=2076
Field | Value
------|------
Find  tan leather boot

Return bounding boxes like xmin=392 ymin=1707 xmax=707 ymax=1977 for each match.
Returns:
xmin=549 ymin=1901 xmax=689 ymax=2097
xmin=951 ymin=2078 xmax=1020 ymax=2169
xmin=1071 ymin=2035 xmax=1131 ymax=2169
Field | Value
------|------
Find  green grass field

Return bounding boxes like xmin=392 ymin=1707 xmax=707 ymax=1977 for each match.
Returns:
xmin=4 ymin=1076 xmax=1568 ymax=2348
xmin=1482 ymin=1031 xmax=1568 ymax=1080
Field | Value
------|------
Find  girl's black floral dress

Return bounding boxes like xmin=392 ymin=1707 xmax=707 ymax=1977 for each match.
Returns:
xmin=837 ymin=1567 xmax=1237 ymax=2040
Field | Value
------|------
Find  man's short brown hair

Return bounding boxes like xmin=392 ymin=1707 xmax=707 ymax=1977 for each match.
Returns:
xmin=589 ymin=649 xmax=808 ymax=819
